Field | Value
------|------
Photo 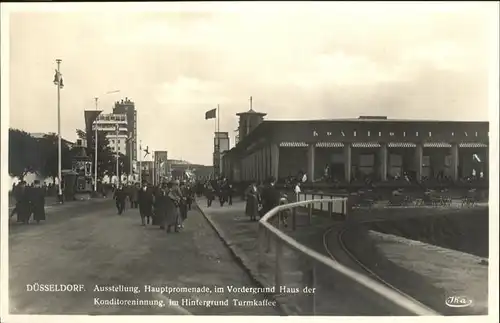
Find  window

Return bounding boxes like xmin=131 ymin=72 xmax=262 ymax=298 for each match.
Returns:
xmin=117 ymin=140 xmax=120 ymax=144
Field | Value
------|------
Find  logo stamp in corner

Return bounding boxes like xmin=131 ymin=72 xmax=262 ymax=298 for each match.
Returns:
xmin=445 ymin=296 xmax=473 ymax=308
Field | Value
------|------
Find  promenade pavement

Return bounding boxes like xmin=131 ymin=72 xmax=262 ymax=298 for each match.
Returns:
xmin=196 ymin=197 xmax=412 ymax=315
xmin=9 ymin=199 xmax=280 ymax=315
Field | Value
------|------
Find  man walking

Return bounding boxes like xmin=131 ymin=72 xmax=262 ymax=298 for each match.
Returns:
xmin=138 ymin=181 xmax=154 ymax=226
xmin=179 ymin=181 xmax=189 ymax=227
xmin=260 ymin=176 xmax=281 ymax=219
xmin=15 ymin=181 xmax=31 ymax=224
xmin=30 ymin=180 xmax=46 ymax=224
xmin=129 ymin=183 xmax=139 ymax=208
xmin=113 ymin=184 xmax=127 ymax=215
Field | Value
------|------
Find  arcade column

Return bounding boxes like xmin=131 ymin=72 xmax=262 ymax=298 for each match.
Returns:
xmin=260 ymin=148 xmax=265 ymax=181
xmin=485 ymin=145 xmax=489 ymax=179
xmin=414 ymin=143 xmax=423 ymax=181
xmin=379 ymin=143 xmax=388 ymax=181
xmin=263 ymin=147 xmax=268 ymax=180
xmin=244 ymin=157 xmax=248 ymax=181
xmin=252 ymin=153 xmax=256 ymax=181
xmin=451 ymin=143 xmax=459 ymax=181
xmin=344 ymin=143 xmax=352 ymax=182
xmin=307 ymin=143 xmax=315 ymax=182
xmin=270 ymin=143 xmax=280 ymax=180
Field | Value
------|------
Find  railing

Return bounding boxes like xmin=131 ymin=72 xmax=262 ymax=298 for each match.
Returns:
xmin=257 ymin=196 xmax=440 ymax=315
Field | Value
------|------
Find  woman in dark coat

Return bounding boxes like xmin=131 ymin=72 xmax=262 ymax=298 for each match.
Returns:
xmin=30 ymin=180 xmax=46 ymax=224
xmin=245 ymin=182 xmax=260 ymax=221
xmin=138 ymin=182 xmax=154 ymax=226
xmin=16 ymin=181 xmax=32 ymax=224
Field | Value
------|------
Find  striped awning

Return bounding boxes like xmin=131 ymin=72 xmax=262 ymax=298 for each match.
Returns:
xmin=352 ymin=142 xmax=381 ymax=148
xmin=424 ymin=142 xmax=451 ymax=148
xmin=459 ymin=142 xmax=488 ymax=148
xmin=279 ymin=142 xmax=308 ymax=148
xmin=315 ymin=142 xmax=344 ymax=148
xmin=388 ymin=142 xmax=416 ymax=148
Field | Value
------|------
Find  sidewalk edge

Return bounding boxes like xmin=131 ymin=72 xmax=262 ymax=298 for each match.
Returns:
xmin=195 ymin=202 xmax=293 ymax=316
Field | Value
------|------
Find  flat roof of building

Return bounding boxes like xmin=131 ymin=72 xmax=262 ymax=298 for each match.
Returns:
xmin=226 ymin=117 xmax=489 ymax=155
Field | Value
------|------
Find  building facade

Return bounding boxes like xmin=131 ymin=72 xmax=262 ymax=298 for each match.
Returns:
xmin=213 ymin=132 xmax=230 ymax=176
xmin=93 ymin=113 xmax=128 ymax=154
xmin=113 ymin=98 xmax=137 ymax=163
xmin=222 ymin=116 xmax=489 ymax=184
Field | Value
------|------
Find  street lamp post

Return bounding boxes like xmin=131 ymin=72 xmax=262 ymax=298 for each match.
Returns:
xmin=115 ymin=123 xmax=120 ymax=186
xmin=54 ymin=59 xmax=63 ymax=202
xmin=94 ymin=97 xmax=99 ymax=192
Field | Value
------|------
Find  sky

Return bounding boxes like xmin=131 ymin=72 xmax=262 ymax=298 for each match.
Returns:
xmin=5 ymin=2 xmax=498 ymax=165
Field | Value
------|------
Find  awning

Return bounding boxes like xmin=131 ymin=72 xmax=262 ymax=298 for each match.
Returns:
xmin=388 ymin=142 xmax=416 ymax=148
xmin=279 ymin=142 xmax=308 ymax=148
xmin=315 ymin=142 xmax=344 ymax=148
xmin=423 ymin=142 xmax=452 ymax=148
xmin=459 ymin=142 xmax=488 ymax=148
xmin=352 ymin=142 xmax=381 ymax=148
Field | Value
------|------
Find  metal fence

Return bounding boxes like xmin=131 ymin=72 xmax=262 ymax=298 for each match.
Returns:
xmin=257 ymin=195 xmax=440 ymax=315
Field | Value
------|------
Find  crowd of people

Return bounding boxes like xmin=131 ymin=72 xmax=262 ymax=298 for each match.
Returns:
xmin=194 ymin=177 xmax=234 ymax=208
xmin=243 ymin=176 xmax=290 ymax=223
xmin=10 ymin=180 xmax=47 ymax=224
xmin=112 ymin=179 xmax=195 ymax=233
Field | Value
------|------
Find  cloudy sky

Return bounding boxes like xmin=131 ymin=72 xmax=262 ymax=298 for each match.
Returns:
xmin=5 ymin=2 xmax=497 ymax=165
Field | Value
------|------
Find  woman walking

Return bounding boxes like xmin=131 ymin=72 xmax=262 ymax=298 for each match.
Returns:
xmin=245 ymin=181 xmax=260 ymax=221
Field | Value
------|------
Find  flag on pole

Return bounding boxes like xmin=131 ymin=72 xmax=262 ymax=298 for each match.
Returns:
xmin=53 ymin=69 xmax=64 ymax=89
xmin=205 ymin=108 xmax=217 ymax=120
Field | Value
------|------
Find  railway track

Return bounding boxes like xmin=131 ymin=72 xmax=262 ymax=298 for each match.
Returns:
xmin=322 ymin=219 xmax=441 ymax=315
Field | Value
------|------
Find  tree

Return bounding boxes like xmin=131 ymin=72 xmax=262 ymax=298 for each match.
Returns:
xmin=38 ymin=133 xmax=73 ymax=182
xmin=76 ymin=129 xmax=121 ymax=179
xmin=8 ymin=129 xmax=40 ymax=179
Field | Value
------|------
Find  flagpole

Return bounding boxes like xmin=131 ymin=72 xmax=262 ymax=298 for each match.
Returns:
xmin=115 ymin=123 xmax=119 ymax=186
xmin=217 ymin=104 xmax=221 ymax=179
xmin=139 ymin=140 xmax=142 ymax=184
xmin=56 ymin=59 xmax=63 ymax=202
xmin=94 ymin=97 xmax=99 ymax=192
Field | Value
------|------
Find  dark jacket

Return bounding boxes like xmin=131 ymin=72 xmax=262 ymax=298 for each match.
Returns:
xmin=138 ymin=186 xmax=154 ymax=207
xmin=260 ymin=184 xmax=281 ymax=215
xmin=113 ymin=188 xmax=127 ymax=201
xmin=30 ymin=186 xmax=46 ymax=220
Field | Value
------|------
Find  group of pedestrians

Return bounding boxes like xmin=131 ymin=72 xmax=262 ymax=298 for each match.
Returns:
xmin=202 ymin=177 xmax=234 ymax=207
xmin=113 ymin=179 xmax=194 ymax=233
xmin=244 ymin=176 xmax=287 ymax=222
xmin=9 ymin=180 xmax=46 ymax=224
